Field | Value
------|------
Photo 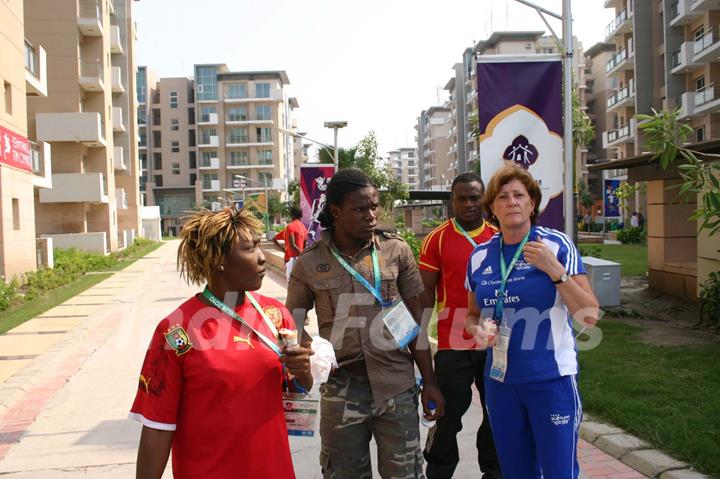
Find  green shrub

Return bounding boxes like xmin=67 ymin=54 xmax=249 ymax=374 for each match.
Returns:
xmin=398 ymin=229 xmax=420 ymax=261
xmin=579 ymin=245 xmax=602 ymax=257
xmin=616 ymin=227 xmax=646 ymax=244
xmin=700 ymin=271 xmax=720 ymax=326
xmin=0 ymin=278 xmax=20 ymax=310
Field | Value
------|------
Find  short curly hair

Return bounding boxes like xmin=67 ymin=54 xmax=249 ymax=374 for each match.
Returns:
xmin=177 ymin=206 xmax=264 ymax=286
xmin=483 ymin=163 xmax=542 ymax=226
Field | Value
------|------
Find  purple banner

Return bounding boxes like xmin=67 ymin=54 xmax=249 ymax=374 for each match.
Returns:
xmin=300 ymin=165 xmax=334 ymax=245
xmin=476 ymin=56 xmax=564 ymax=231
xmin=604 ymin=179 xmax=621 ymax=218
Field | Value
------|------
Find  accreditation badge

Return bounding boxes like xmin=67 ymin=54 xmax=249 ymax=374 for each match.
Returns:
xmin=283 ymin=393 xmax=319 ymax=437
xmin=378 ymin=300 xmax=420 ymax=349
xmin=489 ymin=325 xmax=511 ymax=382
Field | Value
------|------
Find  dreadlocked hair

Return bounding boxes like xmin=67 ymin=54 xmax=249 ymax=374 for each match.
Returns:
xmin=177 ymin=206 xmax=264 ymax=286
xmin=318 ymin=168 xmax=375 ymax=229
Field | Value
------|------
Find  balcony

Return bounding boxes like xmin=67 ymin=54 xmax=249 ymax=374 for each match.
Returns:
xmin=692 ymin=83 xmax=720 ymax=115
xmin=606 ymin=79 xmax=635 ymax=112
xmin=202 ymin=179 xmax=221 ymax=192
xmin=606 ymin=41 xmax=634 ymax=74
xmin=110 ymin=25 xmax=124 ymax=54
xmin=197 ymin=113 xmax=218 ymax=125
xmin=24 ymin=41 xmax=47 ymax=97
xmin=692 ymin=28 xmax=720 ymax=64
xmin=111 ymin=66 xmax=125 ymax=93
xmin=36 ymin=112 xmax=106 ymax=147
xmin=691 ymin=0 xmax=715 ymax=11
xmin=670 ymin=0 xmax=703 ymax=27
xmin=112 ymin=107 xmax=125 ymax=132
xmin=671 ymin=41 xmax=701 ymax=74
xmin=30 ymin=141 xmax=52 ymax=189
xmin=602 ymin=118 xmax=636 ymax=148
xmin=78 ymin=0 xmax=103 ymax=36
xmin=198 ymin=156 xmax=220 ymax=169
xmin=605 ymin=6 xmax=633 ymax=40
xmin=79 ymin=61 xmax=104 ymax=92
xmin=198 ymin=135 xmax=219 ymax=147
xmin=38 ymin=173 xmax=109 ymax=204
xmin=113 ymin=146 xmax=126 ymax=171
xmin=224 ymin=92 xmax=284 ymax=103
xmin=116 ymin=188 xmax=128 ymax=209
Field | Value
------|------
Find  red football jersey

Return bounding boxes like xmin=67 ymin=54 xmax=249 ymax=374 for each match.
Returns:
xmin=419 ymin=220 xmax=496 ymax=350
xmin=130 ymin=293 xmax=296 ymax=479
xmin=284 ymin=219 xmax=308 ymax=259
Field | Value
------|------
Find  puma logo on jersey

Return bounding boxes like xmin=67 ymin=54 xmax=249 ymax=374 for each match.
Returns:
xmin=233 ymin=333 xmax=254 ymax=349
xmin=482 ymin=265 xmax=493 ymax=275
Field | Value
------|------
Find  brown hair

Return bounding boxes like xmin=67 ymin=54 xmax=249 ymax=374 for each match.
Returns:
xmin=483 ymin=163 xmax=542 ymax=226
xmin=177 ymin=206 xmax=264 ymax=285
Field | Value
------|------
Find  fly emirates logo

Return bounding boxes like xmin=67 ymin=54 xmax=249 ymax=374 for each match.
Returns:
xmin=483 ymin=290 xmax=521 ymax=307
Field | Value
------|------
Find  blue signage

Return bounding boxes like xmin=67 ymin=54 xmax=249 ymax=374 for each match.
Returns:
xmin=604 ymin=179 xmax=621 ymax=218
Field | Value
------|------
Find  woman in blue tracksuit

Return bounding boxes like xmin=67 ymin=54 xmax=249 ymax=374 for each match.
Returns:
xmin=464 ymin=163 xmax=599 ymax=479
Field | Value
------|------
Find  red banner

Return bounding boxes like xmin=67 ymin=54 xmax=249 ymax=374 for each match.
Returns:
xmin=0 ymin=125 xmax=32 ymax=172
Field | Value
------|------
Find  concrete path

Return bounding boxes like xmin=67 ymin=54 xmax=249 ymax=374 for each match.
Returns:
xmin=0 ymin=241 xmax=654 ymax=478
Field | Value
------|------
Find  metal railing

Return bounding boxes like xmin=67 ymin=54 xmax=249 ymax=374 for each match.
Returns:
xmin=606 ymin=47 xmax=629 ymax=72
xmin=607 ymin=80 xmax=634 ymax=108
xmin=605 ymin=8 xmax=628 ymax=38
xmin=607 ymin=123 xmax=632 ymax=143
xmin=694 ymin=82 xmax=717 ymax=106
xmin=694 ymin=28 xmax=716 ymax=55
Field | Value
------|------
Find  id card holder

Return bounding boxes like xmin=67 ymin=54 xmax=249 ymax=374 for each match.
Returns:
xmin=379 ymin=300 xmax=420 ymax=349
xmin=283 ymin=392 xmax=319 ymax=437
xmin=489 ymin=325 xmax=511 ymax=383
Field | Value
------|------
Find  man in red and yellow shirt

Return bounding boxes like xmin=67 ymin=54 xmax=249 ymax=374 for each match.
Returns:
xmin=273 ymin=206 xmax=308 ymax=281
xmin=420 ymin=173 xmax=502 ymax=479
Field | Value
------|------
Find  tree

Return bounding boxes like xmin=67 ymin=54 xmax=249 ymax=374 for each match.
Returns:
xmin=637 ymin=108 xmax=720 ymax=235
xmin=317 ymin=146 xmax=358 ymax=169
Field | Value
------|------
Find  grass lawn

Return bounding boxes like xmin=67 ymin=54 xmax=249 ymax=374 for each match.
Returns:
xmin=578 ymin=319 xmax=720 ymax=476
xmin=579 ymin=243 xmax=648 ymax=277
xmin=0 ymin=240 xmax=163 ymax=335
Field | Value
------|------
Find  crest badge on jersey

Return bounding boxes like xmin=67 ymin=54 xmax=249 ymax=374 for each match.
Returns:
xmin=164 ymin=324 xmax=193 ymax=356
xmin=263 ymin=306 xmax=284 ymax=332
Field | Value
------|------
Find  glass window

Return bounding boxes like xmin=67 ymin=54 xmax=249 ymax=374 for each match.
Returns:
xmin=171 ymin=119 xmax=179 ymax=131
xmin=136 ymin=68 xmax=147 ymax=103
xmin=171 ymin=141 xmax=180 ymax=153
xmin=154 ymin=174 xmax=163 ymax=187
xmin=200 ymin=106 xmax=216 ymax=123
xmin=255 ymin=83 xmax=270 ymax=98
xmin=137 ymin=107 xmax=147 ymax=125
xmin=258 ymin=172 xmax=272 ymax=187
xmin=170 ymin=91 xmax=178 ymax=109
xmin=227 ymin=107 xmax=248 ymax=122
xmin=256 ymin=150 xmax=272 ymax=165
xmin=226 ymin=83 xmax=248 ymax=99
xmin=172 ymin=162 xmax=180 ymax=174
xmin=227 ymin=127 xmax=248 ymax=143
xmin=196 ymin=66 xmax=218 ymax=101
xmin=256 ymin=105 xmax=271 ymax=121
xmin=190 ymin=173 xmax=197 ymax=185
xmin=152 ymin=109 xmax=161 ymax=125
xmin=153 ymin=152 xmax=162 ymax=169
xmin=202 ymin=173 xmax=218 ymax=189
xmin=256 ymin=127 xmax=272 ymax=143
xmin=189 ymin=151 xmax=196 ymax=169
xmin=200 ymin=128 xmax=216 ymax=144
xmin=229 ymin=150 xmax=249 ymax=166
xmin=138 ymin=131 xmax=147 ymax=147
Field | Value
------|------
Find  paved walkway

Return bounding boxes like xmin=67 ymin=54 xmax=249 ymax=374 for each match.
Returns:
xmin=0 ymin=241 xmax=648 ymax=478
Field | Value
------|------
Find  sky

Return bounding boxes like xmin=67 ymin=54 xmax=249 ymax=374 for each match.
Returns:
xmin=134 ymin=0 xmax=614 ymax=157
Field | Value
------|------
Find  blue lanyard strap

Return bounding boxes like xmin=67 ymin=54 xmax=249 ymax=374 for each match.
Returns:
xmin=330 ymin=244 xmax=388 ymax=306
xmin=202 ymin=287 xmax=282 ymax=357
xmin=452 ymin=219 xmax=479 ymax=248
xmin=494 ymin=230 xmax=531 ymax=322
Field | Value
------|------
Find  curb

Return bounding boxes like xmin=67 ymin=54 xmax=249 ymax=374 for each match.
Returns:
xmin=579 ymin=418 xmax=710 ymax=478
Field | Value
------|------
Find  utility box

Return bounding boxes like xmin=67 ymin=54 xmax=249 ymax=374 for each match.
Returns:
xmin=582 ymin=257 xmax=621 ymax=307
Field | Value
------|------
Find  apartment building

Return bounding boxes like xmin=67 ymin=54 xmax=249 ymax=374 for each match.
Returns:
xmin=416 ymin=107 xmax=451 ymax=190
xmin=388 ymin=148 xmax=419 ymax=190
xmin=24 ymin=0 xmax=141 ymax=255
xmin=0 ymin=0 xmax=51 ymax=281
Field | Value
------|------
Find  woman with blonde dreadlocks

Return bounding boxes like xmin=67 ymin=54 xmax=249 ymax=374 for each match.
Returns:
xmin=130 ymin=206 xmax=313 ymax=479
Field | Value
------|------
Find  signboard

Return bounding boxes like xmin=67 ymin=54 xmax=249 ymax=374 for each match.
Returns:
xmin=0 ymin=125 xmax=32 ymax=172
xmin=476 ymin=55 xmax=564 ymax=230
xmin=604 ymin=179 xmax=621 ymax=218
xmin=300 ymin=165 xmax=334 ymax=244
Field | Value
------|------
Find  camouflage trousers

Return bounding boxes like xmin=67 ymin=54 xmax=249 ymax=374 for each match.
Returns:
xmin=319 ymin=370 xmax=425 ymax=479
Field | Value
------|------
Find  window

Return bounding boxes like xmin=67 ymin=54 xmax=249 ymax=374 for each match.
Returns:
xmin=12 ymin=198 xmax=19 ymax=230
xmin=189 ymin=151 xmax=197 ymax=169
xmin=171 ymin=141 xmax=180 ymax=153
xmin=256 ymin=105 xmax=271 ymax=121
xmin=188 ymin=129 xmax=196 ymax=147
xmin=696 ymin=75 xmax=706 ymax=91
xmin=257 ymin=150 xmax=272 ymax=165
xmin=153 ymin=152 xmax=162 ymax=169
xmin=4 ymin=81 xmax=12 ymax=115
xmin=202 ymin=173 xmax=218 ymax=189
xmin=138 ymin=131 xmax=147 ymax=147
xmin=227 ymin=107 xmax=248 ymax=122
xmin=525 ymin=43 xmax=533 ymax=50
xmin=136 ymin=68 xmax=147 ymax=103
xmin=190 ymin=173 xmax=197 ymax=185
xmin=231 ymin=174 xmax=247 ymax=188
xmin=188 ymin=107 xmax=195 ymax=125
xmin=139 ymin=153 xmax=147 ymax=170
xmin=256 ymin=127 xmax=272 ymax=143
xmin=226 ymin=83 xmax=248 ymax=99
xmin=154 ymin=175 xmax=163 ymax=187
xmin=137 ymin=107 xmax=147 ymax=125
xmin=170 ymin=91 xmax=178 ymax=109
xmin=229 ymin=150 xmax=249 ymax=166
xmin=227 ymin=127 xmax=248 ymax=144
xmin=200 ymin=128 xmax=216 ymax=144
xmin=152 ymin=108 xmax=161 ymax=125
xmin=694 ymin=26 xmax=706 ymax=41
xmin=258 ymin=172 xmax=272 ymax=187
xmin=171 ymin=119 xmax=179 ymax=131
xmin=140 ymin=174 xmax=147 ymax=191
xmin=172 ymin=162 xmax=180 ymax=174
xmin=696 ymin=127 xmax=705 ymax=142
xmin=152 ymin=130 xmax=162 ymax=147
xmin=196 ymin=66 xmax=218 ymax=101
xmin=255 ymin=83 xmax=270 ymax=98
xmin=200 ymin=106 xmax=216 ymax=123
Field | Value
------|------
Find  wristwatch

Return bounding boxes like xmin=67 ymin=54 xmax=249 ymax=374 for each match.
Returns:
xmin=553 ymin=271 xmax=570 ymax=284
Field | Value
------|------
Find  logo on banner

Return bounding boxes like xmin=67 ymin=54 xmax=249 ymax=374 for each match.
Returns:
xmin=480 ymin=105 xmax=563 ymax=213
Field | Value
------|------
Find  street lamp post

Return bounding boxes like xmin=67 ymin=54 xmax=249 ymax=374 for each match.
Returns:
xmin=324 ymin=121 xmax=348 ymax=171
xmin=278 ymin=127 xmax=339 ymax=167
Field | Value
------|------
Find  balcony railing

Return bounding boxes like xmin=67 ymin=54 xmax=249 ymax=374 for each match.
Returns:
xmin=606 ymin=80 xmax=635 ymax=108
xmin=695 ymin=82 xmax=717 ymax=106
xmin=694 ymin=28 xmax=716 ymax=55
xmin=605 ymin=8 xmax=627 ymax=38
xmin=606 ymin=43 xmax=632 ymax=72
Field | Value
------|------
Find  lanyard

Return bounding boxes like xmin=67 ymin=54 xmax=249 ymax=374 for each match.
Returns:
xmin=202 ymin=287 xmax=282 ymax=357
xmin=494 ymin=230 xmax=531 ymax=322
xmin=452 ymin=219 xmax=478 ymax=248
xmin=330 ymin=245 xmax=389 ymax=307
